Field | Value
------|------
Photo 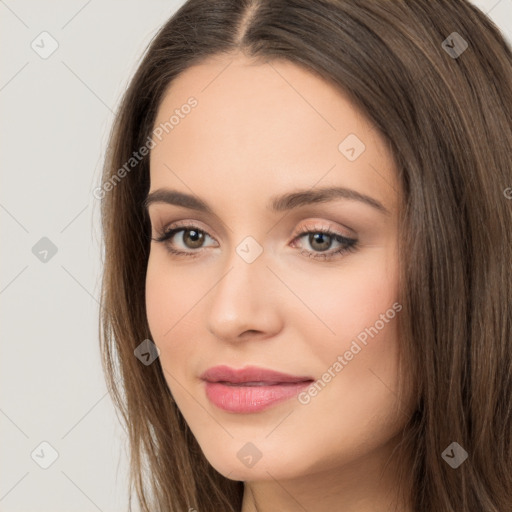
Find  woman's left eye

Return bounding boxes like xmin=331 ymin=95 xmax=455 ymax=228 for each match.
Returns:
xmin=292 ymin=227 xmax=358 ymax=260
xmin=152 ymin=222 xmax=358 ymax=261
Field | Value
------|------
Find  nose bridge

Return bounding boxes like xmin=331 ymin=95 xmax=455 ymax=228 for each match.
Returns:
xmin=206 ymin=238 xmax=279 ymax=340
xmin=212 ymin=239 xmax=266 ymax=313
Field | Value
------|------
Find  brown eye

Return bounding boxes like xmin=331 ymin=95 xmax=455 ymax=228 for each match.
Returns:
xmin=291 ymin=223 xmax=358 ymax=261
xmin=152 ymin=223 xmax=217 ymax=258
xmin=307 ymin=232 xmax=333 ymax=252
xmin=156 ymin=227 xmax=208 ymax=249
xmin=180 ymin=228 xmax=205 ymax=249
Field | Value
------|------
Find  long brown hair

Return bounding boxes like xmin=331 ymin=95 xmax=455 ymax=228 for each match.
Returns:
xmin=98 ymin=1 xmax=512 ymax=510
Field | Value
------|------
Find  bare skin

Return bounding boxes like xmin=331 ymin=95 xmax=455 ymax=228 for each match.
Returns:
xmin=145 ymin=52 xmax=416 ymax=512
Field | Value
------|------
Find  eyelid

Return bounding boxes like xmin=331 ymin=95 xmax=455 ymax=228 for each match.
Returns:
xmin=292 ymin=220 xmax=355 ymax=239
xmin=149 ymin=207 xmax=228 ymax=239
xmin=154 ymin=218 xmax=219 ymax=242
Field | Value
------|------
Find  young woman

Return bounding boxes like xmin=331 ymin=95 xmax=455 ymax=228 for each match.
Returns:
xmin=97 ymin=1 xmax=512 ymax=511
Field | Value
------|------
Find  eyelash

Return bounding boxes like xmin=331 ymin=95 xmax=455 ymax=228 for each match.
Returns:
xmin=152 ymin=221 xmax=358 ymax=261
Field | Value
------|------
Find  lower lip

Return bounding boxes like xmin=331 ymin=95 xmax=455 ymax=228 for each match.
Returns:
xmin=204 ymin=381 xmax=312 ymax=413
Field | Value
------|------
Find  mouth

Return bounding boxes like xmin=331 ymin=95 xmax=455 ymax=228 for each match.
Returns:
xmin=200 ymin=365 xmax=314 ymax=413
xmin=219 ymin=381 xmax=304 ymax=386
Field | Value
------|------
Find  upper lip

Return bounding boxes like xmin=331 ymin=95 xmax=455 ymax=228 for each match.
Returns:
xmin=200 ymin=365 xmax=314 ymax=384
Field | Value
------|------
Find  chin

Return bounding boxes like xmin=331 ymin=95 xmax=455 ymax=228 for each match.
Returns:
xmin=199 ymin=440 xmax=312 ymax=482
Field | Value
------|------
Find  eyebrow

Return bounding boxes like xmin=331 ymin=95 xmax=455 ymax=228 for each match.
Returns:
xmin=143 ymin=186 xmax=389 ymax=215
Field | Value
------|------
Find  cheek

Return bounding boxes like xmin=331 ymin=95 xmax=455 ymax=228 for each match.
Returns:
xmin=288 ymin=247 xmax=399 ymax=353
xmin=145 ymin=258 xmax=170 ymax=340
xmin=145 ymin=253 xmax=205 ymax=377
xmin=145 ymin=253 xmax=194 ymax=339
xmin=289 ymin=248 xmax=403 ymax=413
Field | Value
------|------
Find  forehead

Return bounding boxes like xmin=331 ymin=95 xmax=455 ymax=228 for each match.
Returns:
xmin=148 ymin=53 xmax=398 ymax=213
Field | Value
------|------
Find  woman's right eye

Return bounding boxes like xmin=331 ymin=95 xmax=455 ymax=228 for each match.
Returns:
xmin=152 ymin=224 xmax=217 ymax=258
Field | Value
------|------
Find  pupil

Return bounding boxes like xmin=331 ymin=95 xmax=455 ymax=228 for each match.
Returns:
xmin=185 ymin=229 xmax=203 ymax=248
xmin=311 ymin=233 xmax=330 ymax=251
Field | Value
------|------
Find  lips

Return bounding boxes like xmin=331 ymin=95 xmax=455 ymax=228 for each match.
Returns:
xmin=200 ymin=365 xmax=314 ymax=413
xmin=200 ymin=365 xmax=314 ymax=385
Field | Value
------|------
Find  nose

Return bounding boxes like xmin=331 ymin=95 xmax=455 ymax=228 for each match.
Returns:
xmin=205 ymin=249 xmax=282 ymax=343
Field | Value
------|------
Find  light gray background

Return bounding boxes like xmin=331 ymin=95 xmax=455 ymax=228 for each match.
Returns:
xmin=1 ymin=1 xmax=511 ymax=511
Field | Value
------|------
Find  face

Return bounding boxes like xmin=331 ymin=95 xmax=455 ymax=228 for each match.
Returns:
xmin=145 ymin=53 xmax=413 ymax=484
